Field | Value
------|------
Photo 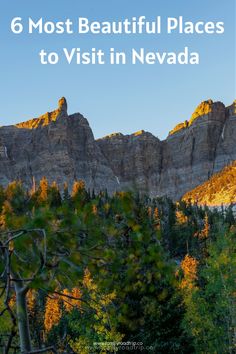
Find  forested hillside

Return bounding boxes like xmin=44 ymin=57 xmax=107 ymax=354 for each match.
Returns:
xmin=183 ymin=162 xmax=236 ymax=206
xmin=0 ymin=179 xmax=235 ymax=353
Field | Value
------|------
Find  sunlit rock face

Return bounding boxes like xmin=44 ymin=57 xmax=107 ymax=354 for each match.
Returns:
xmin=0 ymin=98 xmax=236 ymax=199
xmin=168 ymin=99 xmax=213 ymax=136
xmin=15 ymin=97 xmax=68 ymax=129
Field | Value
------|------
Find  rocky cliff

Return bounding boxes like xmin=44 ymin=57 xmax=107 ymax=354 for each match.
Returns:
xmin=0 ymin=98 xmax=235 ymax=200
xmin=98 ymin=100 xmax=236 ymax=199
xmin=0 ymin=98 xmax=118 ymax=193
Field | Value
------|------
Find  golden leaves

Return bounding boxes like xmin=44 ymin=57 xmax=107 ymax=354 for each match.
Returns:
xmin=180 ymin=255 xmax=198 ymax=290
xmin=176 ymin=210 xmax=188 ymax=225
xmin=72 ymin=180 xmax=86 ymax=197
xmin=44 ymin=294 xmax=61 ymax=333
xmin=62 ymin=288 xmax=82 ymax=312
xmin=44 ymin=287 xmax=82 ymax=333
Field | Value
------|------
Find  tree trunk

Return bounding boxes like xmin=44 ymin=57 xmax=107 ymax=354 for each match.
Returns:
xmin=14 ymin=283 xmax=32 ymax=353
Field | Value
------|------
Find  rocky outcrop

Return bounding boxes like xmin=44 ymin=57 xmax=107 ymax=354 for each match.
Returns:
xmin=15 ymin=97 xmax=68 ymax=129
xmin=0 ymin=98 xmax=119 ymax=193
xmin=157 ymin=101 xmax=227 ymax=198
xmin=98 ymin=100 xmax=236 ymax=199
xmin=0 ymin=98 xmax=236 ymax=200
xmin=168 ymin=99 xmax=213 ymax=136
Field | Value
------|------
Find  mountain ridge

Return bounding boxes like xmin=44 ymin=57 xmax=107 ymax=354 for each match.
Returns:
xmin=0 ymin=97 xmax=235 ymax=201
xmin=8 ymin=97 xmax=235 ymax=141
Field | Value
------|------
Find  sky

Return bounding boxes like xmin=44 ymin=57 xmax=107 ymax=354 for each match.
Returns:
xmin=0 ymin=0 xmax=235 ymax=140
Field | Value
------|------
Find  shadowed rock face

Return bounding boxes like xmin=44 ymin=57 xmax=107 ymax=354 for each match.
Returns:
xmin=158 ymin=101 xmax=227 ymax=198
xmin=0 ymin=98 xmax=235 ymax=199
xmin=0 ymin=98 xmax=119 ymax=193
xmin=97 ymin=131 xmax=162 ymax=196
xmin=98 ymin=100 xmax=236 ymax=199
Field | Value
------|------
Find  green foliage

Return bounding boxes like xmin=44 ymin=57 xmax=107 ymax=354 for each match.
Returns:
xmin=181 ymin=231 xmax=236 ymax=353
xmin=0 ymin=297 xmax=12 ymax=333
xmin=51 ymin=270 xmax=123 ymax=354
xmin=0 ymin=177 xmax=235 ymax=353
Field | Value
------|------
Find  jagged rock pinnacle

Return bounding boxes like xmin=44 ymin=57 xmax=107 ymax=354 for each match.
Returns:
xmin=15 ymin=97 xmax=68 ymax=129
xmin=58 ymin=97 xmax=67 ymax=113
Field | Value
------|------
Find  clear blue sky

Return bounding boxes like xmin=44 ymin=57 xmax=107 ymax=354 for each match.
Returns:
xmin=0 ymin=0 xmax=235 ymax=140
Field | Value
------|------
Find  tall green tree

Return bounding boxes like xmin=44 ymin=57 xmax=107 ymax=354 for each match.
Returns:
xmin=180 ymin=231 xmax=236 ymax=354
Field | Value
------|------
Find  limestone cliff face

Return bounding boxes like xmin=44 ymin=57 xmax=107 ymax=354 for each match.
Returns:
xmin=98 ymin=100 xmax=236 ymax=199
xmin=0 ymin=98 xmax=236 ymax=200
xmin=158 ymin=101 xmax=227 ymax=198
xmin=97 ymin=131 xmax=162 ymax=196
xmin=0 ymin=98 xmax=118 ymax=193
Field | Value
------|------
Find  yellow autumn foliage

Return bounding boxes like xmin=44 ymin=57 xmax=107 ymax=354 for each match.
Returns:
xmin=44 ymin=294 xmax=62 ymax=333
xmin=62 ymin=288 xmax=82 ymax=312
xmin=180 ymin=255 xmax=198 ymax=290
xmin=176 ymin=210 xmax=188 ymax=225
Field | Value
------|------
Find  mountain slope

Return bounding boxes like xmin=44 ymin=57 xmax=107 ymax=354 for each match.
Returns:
xmin=182 ymin=162 xmax=236 ymax=206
